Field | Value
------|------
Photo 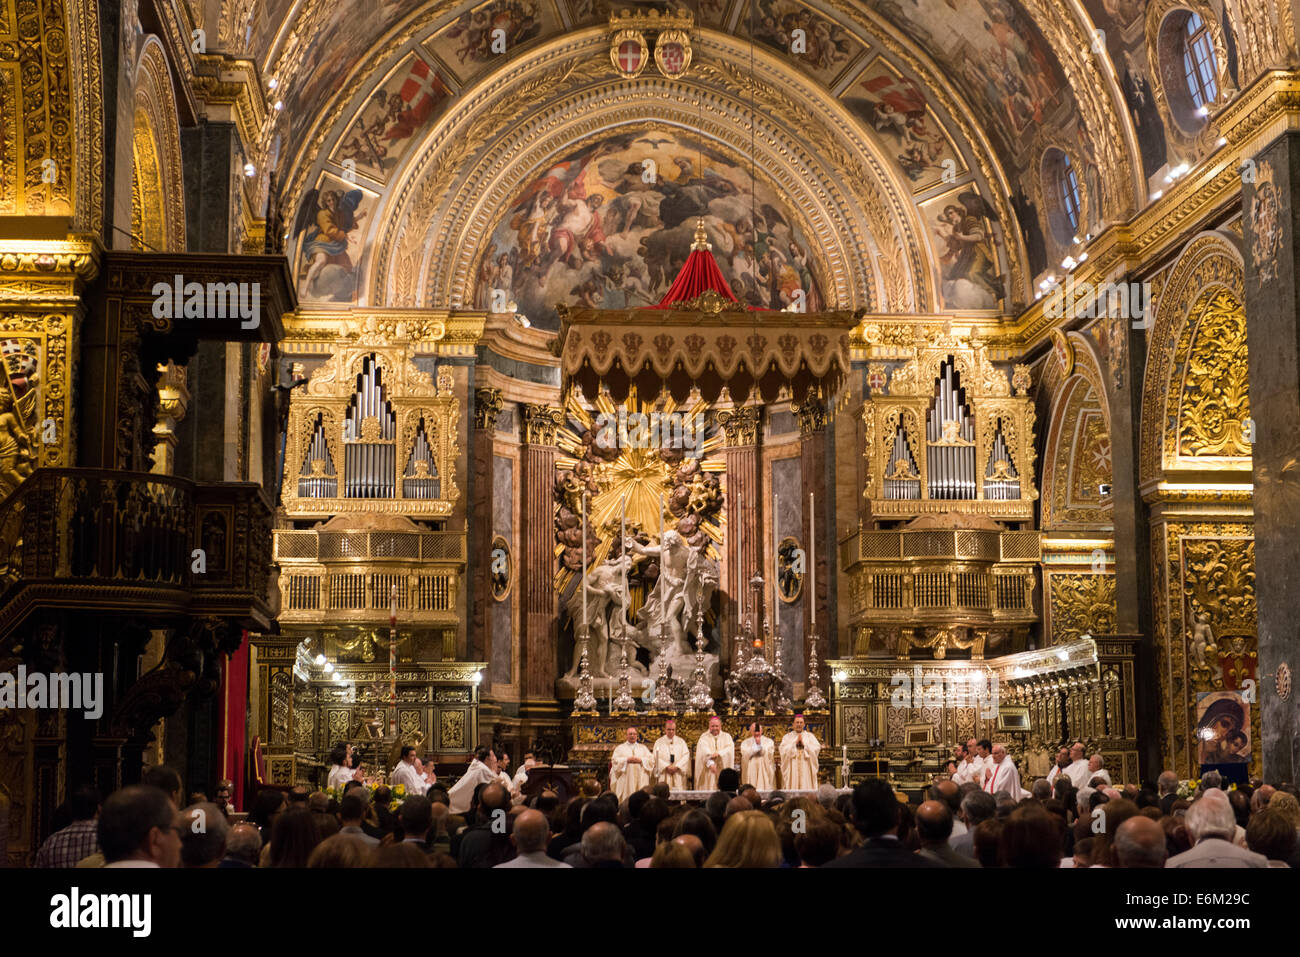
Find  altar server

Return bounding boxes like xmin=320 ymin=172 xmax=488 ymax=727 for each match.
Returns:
xmin=779 ymin=714 xmax=821 ymax=790
xmin=982 ymin=742 xmax=1021 ymax=799
xmin=327 ymin=743 xmax=363 ymax=789
xmin=694 ymin=716 xmax=735 ymax=791
xmin=610 ymin=727 xmax=653 ymax=802
xmin=651 ymin=718 xmax=691 ymax=790
xmin=390 ymin=745 xmax=430 ymax=796
xmin=951 ymin=744 xmax=981 ymax=787
xmin=447 ymin=746 xmax=500 ymax=813
xmin=740 ymin=722 xmax=776 ymax=790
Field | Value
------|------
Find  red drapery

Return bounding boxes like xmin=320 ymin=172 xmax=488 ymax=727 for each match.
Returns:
xmin=649 ymin=248 xmax=739 ymax=308
xmin=219 ymin=635 xmax=250 ymax=811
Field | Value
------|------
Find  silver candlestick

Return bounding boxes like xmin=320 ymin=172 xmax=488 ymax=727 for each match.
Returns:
xmin=804 ymin=634 xmax=827 ymax=710
xmin=685 ymin=634 xmax=713 ymax=713
xmin=573 ymin=630 xmax=598 ymax=714
xmin=652 ymin=646 xmax=676 ymax=712
xmin=611 ymin=642 xmax=636 ymax=713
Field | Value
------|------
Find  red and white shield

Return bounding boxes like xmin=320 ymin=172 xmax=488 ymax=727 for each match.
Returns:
xmin=867 ymin=368 xmax=887 ymax=392
xmin=660 ymin=42 xmax=684 ymax=75
xmin=618 ymin=40 xmax=643 ymax=74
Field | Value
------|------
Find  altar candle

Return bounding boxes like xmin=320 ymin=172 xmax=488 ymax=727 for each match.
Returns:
xmin=772 ymin=492 xmax=779 ymax=639
xmin=582 ymin=492 xmax=588 ymax=629
xmin=658 ymin=493 xmax=665 ymax=644
xmin=809 ymin=491 xmax=815 ymax=626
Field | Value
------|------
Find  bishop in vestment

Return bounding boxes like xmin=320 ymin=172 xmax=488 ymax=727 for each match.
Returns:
xmin=610 ymin=726 xmax=653 ymax=802
xmin=651 ymin=717 xmax=691 ymax=790
xmin=740 ymin=722 xmax=776 ymax=790
xmin=694 ymin=715 xmax=735 ymax=791
xmin=779 ymin=714 xmax=821 ymax=790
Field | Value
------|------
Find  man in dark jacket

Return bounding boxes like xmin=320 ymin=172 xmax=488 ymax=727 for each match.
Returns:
xmin=822 ymin=780 xmax=941 ymax=868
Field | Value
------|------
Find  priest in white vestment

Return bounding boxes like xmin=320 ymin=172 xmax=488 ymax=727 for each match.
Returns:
xmin=1086 ymin=753 xmax=1112 ymax=787
xmin=447 ymin=747 xmax=500 ymax=813
xmin=982 ymin=743 xmax=1021 ymax=799
xmin=951 ymin=745 xmax=982 ymax=787
xmin=512 ymin=752 xmax=537 ymax=793
xmin=740 ymin=722 xmax=776 ymax=790
xmin=610 ymin=727 xmax=653 ymax=802
xmin=1045 ymin=748 xmax=1070 ymax=788
xmin=390 ymin=745 xmax=430 ymax=796
xmin=779 ymin=714 xmax=820 ymax=790
xmin=694 ymin=716 xmax=735 ymax=791
xmin=1063 ymin=742 xmax=1092 ymax=789
xmin=651 ymin=718 xmax=691 ymax=790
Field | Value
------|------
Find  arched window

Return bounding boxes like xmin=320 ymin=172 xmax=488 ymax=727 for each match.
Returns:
xmin=1042 ymin=148 xmax=1082 ymax=246
xmin=1182 ymin=13 xmax=1218 ymax=108
xmin=1054 ymin=154 xmax=1081 ymax=233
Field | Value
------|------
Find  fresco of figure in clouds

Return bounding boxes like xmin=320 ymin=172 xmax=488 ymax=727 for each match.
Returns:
xmin=478 ymin=129 xmax=824 ymax=328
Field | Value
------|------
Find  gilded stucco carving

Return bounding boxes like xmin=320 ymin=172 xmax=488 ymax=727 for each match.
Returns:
xmin=0 ymin=0 xmax=75 ymax=218
xmin=132 ymin=37 xmax=187 ymax=252
xmin=1156 ymin=525 xmax=1258 ymax=775
xmin=1047 ymin=572 xmax=1117 ymax=645
xmin=1175 ymin=291 xmax=1251 ymax=459
xmin=1140 ymin=234 xmax=1244 ymax=484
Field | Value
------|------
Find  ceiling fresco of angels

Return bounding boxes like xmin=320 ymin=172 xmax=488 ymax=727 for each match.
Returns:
xmin=475 ymin=128 xmax=826 ymax=329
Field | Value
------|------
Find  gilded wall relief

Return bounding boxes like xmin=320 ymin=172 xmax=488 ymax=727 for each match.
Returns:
xmin=1042 ymin=374 xmax=1112 ymax=529
xmin=1047 ymin=572 xmax=1117 ymax=644
xmin=1175 ymin=290 xmax=1251 ymax=459
xmin=1156 ymin=525 xmax=1258 ymax=775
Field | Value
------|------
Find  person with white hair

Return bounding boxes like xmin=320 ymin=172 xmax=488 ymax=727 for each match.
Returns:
xmin=982 ymin=742 xmax=1020 ymax=798
xmin=1166 ymin=789 xmax=1268 ymax=867
xmin=1063 ymin=741 xmax=1091 ymax=789
xmin=1085 ymin=752 xmax=1111 ymax=787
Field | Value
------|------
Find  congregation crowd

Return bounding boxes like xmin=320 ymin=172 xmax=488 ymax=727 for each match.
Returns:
xmin=29 ymin=736 xmax=1300 ymax=868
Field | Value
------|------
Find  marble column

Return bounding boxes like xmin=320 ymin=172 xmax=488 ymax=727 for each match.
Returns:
xmin=717 ymin=406 xmax=761 ymax=669
xmin=1097 ymin=295 xmax=1159 ymax=777
xmin=518 ymin=404 xmax=564 ymax=709
xmin=469 ymin=389 xmax=504 ymax=683
xmin=1242 ymin=132 xmax=1300 ymax=784
xmin=795 ymin=391 xmax=832 ymax=682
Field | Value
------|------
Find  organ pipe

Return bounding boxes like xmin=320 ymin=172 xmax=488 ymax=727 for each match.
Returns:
xmin=926 ymin=359 xmax=975 ymax=500
xmin=344 ymin=355 xmax=396 ymax=499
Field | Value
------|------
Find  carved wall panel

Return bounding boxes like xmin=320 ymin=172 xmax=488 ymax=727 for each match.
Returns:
xmin=1046 ymin=572 xmax=1117 ymax=645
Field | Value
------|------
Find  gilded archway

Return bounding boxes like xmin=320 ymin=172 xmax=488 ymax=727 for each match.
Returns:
xmin=131 ymin=37 xmax=187 ymax=251
xmin=1140 ymin=230 xmax=1256 ymax=776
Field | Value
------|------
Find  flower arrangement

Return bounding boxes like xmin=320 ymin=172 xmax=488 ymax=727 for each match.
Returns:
xmin=324 ymin=778 xmax=405 ymax=808
xmin=1175 ymin=779 xmax=1199 ymax=799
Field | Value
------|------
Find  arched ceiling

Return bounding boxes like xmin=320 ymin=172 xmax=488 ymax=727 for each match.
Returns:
xmin=237 ymin=0 xmax=1242 ymax=317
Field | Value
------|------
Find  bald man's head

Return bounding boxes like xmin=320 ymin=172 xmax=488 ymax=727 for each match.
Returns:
xmin=1252 ymin=784 xmax=1276 ymax=811
xmin=915 ymin=800 xmax=954 ymax=845
xmin=1113 ymin=815 xmax=1168 ymax=868
xmin=672 ymin=833 xmax=705 ymax=867
xmin=512 ymin=809 xmax=551 ymax=854
xmin=581 ymin=821 xmax=626 ymax=865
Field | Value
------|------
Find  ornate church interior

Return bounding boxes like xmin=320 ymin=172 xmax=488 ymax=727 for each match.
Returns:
xmin=2 ymin=0 xmax=1299 ymax=880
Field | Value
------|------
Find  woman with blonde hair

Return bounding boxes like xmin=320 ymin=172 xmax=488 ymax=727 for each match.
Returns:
xmin=703 ymin=810 xmax=781 ymax=868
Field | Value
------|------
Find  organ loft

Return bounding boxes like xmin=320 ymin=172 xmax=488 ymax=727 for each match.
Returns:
xmin=3 ymin=0 xmax=1299 ymax=866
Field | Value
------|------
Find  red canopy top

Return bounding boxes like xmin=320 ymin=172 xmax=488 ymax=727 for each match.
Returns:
xmin=646 ymin=219 xmax=759 ymax=309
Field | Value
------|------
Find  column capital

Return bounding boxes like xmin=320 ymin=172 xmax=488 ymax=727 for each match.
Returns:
xmin=474 ymin=388 xmax=505 ymax=431
xmin=521 ymin=403 xmax=564 ymax=445
xmin=791 ymin=394 xmax=829 ymax=436
xmin=716 ymin=406 xmax=760 ymax=447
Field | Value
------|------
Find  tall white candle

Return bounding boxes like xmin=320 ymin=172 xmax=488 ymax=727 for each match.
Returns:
xmin=737 ymin=493 xmax=743 ymax=624
xmin=582 ymin=492 xmax=588 ymax=629
xmin=658 ymin=493 xmax=665 ymax=646
xmin=772 ymin=492 xmax=779 ymax=643
xmin=809 ymin=491 xmax=815 ymax=626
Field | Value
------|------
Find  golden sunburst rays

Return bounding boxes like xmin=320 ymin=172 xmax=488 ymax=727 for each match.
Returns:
xmin=553 ymin=385 xmax=725 ymax=597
